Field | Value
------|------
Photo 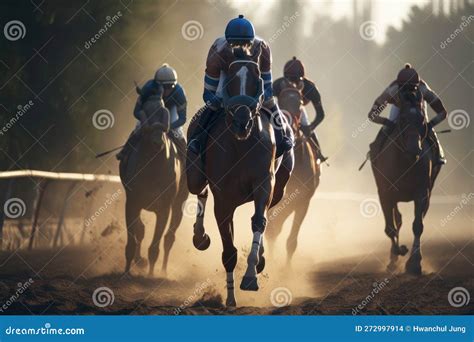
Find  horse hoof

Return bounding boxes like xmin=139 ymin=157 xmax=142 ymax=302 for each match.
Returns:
xmin=240 ymin=276 xmax=259 ymax=291
xmin=135 ymin=257 xmax=148 ymax=268
xmin=226 ymin=298 xmax=237 ymax=307
xmin=398 ymin=245 xmax=409 ymax=256
xmin=193 ymin=233 xmax=211 ymax=251
xmin=256 ymin=256 xmax=266 ymax=274
xmin=386 ymin=262 xmax=398 ymax=273
xmin=405 ymin=258 xmax=422 ymax=276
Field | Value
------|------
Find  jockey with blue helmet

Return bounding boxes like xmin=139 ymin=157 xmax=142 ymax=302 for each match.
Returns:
xmin=117 ymin=63 xmax=187 ymax=163
xmin=187 ymin=14 xmax=294 ymax=157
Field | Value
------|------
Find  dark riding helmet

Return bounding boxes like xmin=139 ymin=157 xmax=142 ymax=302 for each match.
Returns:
xmin=225 ymin=14 xmax=255 ymax=45
xmin=284 ymin=56 xmax=305 ymax=80
xmin=397 ymin=63 xmax=420 ymax=85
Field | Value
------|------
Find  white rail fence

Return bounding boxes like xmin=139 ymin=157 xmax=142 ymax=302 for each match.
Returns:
xmin=0 ymin=169 xmax=121 ymax=251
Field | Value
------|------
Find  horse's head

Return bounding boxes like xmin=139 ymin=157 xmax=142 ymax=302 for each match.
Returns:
xmin=277 ymin=85 xmax=304 ymax=135
xmin=396 ymin=88 xmax=428 ymax=161
xmin=141 ymin=94 xmax=170 ymax=152
xmin=222 ymin=46 xmax=263 ymax=141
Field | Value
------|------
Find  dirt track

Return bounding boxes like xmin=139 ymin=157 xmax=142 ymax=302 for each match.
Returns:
xmin=0 ymin=239 xmax=472 ymax=315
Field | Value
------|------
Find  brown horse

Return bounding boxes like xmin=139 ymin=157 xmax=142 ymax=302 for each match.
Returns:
xmin=266 ymin=86 xmax=321 ymax=265
xmin=370 ymin=95 xmax=442 ymax=275
xmin=119 ymin=94 xmax=188 ymax=276
xmin=186 ymin=47 xmax=294 ymax=306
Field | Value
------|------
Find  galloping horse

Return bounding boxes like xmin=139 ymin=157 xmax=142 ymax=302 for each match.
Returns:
xmin=370 ymin=89 xmax=442 ymax=275
xmin=119 ymin=94 xmax=188 ymax=276
xmin=266 ymin=84 xmax=321 ymax=265
xmin=186 ymin=47 xmax=294 ymax=306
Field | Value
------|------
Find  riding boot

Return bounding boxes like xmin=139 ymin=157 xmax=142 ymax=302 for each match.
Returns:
xmin=116 ymin=130 xmax=141 ymax=160
xmin=187 ymin=105 xmax=215 ymax=156
xmin=267 ymin=104 xmax=294 ymax=157
xmin=428 ymin=126 xmax=446 ymax=165
xmin=369 ymin=124 xmax=394 ymax=160
xmin=168 ymin=131 xmax=187 ymax=167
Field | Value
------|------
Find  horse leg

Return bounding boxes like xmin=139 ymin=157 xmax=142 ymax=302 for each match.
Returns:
xmin=286 ymin=200 xmax=309 ymax=266
xmin=379 ymin=195 xmax=406 ymax=272
xmin=215 ymin=204 xmax=237 ymax=307
xmin=192 ymin=188 xmax=211 ymax=250
xmin=148 ymin=208 xmax=170 ymax=276
xmin=240 ymin=178 xmax=272 ymax=291
xmin=124 ymin=199 xmax=143 ymax=274
xmin=162 ymin=186 xmax=188 ymax=274
xmin=266 ymin=204 xmax=288 ymax=259
xmin=406 ymin=191 xmax=429 ymax=275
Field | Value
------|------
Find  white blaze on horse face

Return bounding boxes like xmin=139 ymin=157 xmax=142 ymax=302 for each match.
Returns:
xmin=236 ymin=66 xmax=249 ymax=96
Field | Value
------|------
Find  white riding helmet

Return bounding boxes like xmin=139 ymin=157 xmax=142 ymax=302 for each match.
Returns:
xmin=155 ymin=63 xmax=177 ymax=85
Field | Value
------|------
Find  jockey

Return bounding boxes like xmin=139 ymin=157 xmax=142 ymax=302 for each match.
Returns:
xmin=273 ymin=56 xmax=328 ymax=162
xmin=187 ymin=14 xmax=294 ymax=157
xmin=117 ymin=64 xmax=187 ymax=163
xmin=368 ymin=63 xmax=447 ymax=165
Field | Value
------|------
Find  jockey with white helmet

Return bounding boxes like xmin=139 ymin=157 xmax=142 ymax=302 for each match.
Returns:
xmin=117 ymin=63 xmax=187 ymax=163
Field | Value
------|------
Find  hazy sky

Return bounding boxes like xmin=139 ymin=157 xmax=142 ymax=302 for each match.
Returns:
xmin=228 ymin=0 xmax=435 ymax=43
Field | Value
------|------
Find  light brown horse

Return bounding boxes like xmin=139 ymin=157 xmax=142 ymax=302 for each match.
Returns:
xmin=266 ymin=86 xmax=321 ymax=265
xmin=370 ymin=90 xmax=442 ymax=275
xmin=119 ymin=94 xmax=188 ymax=276
xmin=186 ymin=47 xmax=294 ymax=306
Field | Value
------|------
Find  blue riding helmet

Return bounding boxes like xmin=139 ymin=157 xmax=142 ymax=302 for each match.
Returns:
xmin=225 ymin=14 xmax=255 ymax=43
